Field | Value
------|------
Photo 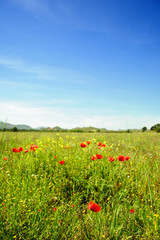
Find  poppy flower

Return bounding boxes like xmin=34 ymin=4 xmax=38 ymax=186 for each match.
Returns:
xmin=55 ymin=156 xmax=57 ymax=158
xmin=12 ymin=148 xmax=19 ymax=153
xmin=24 ymin=150 xmax=29 ymax=153
xmin=91 ymin=156 xmax=97 ymax=161
xmin=108 ymin=156 xmax=115 ymax=162
xmin=88 ymin=201 xmax=101 ymax=212
xmin=124 ymin=156 xmax=130 ymax=161
xmin=59 ymin=160 xmax=65 ymax=165
xmin=130 ymin=209 xmax=134 ymax=214
xmin=30 ymin=145 xmax=38 ymax=151
xmin=117 ymin=155 xmax=125 ymax=161
xmin=80 ymin=143 xmax=87 ymax=148
xmin=53 ymin=208 xmax=57 ymax=211
xmin=102 ymin=144 xmax=106 ymax=147
xmin=4 ymin=157 xmax=8 ymax=161
xmin=96 ymin=154 xmax=103 ymax=159
xmin=18 ymin=147 xmax=23 ymax=152
xmin=97 ymin=142 xmax=102 ymax=146
xmin=87 ymin=141 xmax=91 ymax=145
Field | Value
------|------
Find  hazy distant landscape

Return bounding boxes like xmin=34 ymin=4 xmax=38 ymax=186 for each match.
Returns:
xmin=1 ymin=121 xmax=160 ymax=134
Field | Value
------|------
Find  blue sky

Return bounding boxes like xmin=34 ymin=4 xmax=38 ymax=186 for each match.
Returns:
xmin=0 ymin=0 xmax=160 ymax=129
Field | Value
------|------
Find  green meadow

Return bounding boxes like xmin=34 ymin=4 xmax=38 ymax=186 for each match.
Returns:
xmin=0 ymin=132 xmax=160 ymax=239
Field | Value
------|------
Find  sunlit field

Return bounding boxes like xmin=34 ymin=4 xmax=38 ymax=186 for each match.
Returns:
xmin=1 ymin=131 xmax=160 ymax=239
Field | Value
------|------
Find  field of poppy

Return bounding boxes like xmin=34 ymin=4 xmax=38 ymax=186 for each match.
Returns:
xmin=0 ymin=131 xmax=160 ymax=239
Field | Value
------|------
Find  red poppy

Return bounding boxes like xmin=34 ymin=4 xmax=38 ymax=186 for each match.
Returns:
xmin=24 ymin=150 xmax=29 ymax=153
xmin=71 ymin=204 xmax=74 ymax=207
xmin=53 ymin=208 xmax=57 ymax=211
xmin=18 ymin=147 xmax=23 ymax=152
xmin=108 ymin=156 xmax=115 ymax=162
xmin=117 ymin=155 xmax=125 ymax=161
xmin=4 ymin=157 xmax=8 ymax=161
xmin=59 ymin=160 xmax=65 ymax=165
xmin=91 ymin=156 xmax=97 ymax=161
xmin=96 ymin=154 xmax=103 ymax=159
xmin=88 ymin=201 xmax=101 ymax=212
xmin=55 ymin=156 xmax=57 ymax=158
xmin=102 ymin=144 xmax=106 ymax=147
xmin=80 ymin=143 xmax=87 ymax=148
xmin=87 ymin=141 xmax=91 ymax=145
xmin=30 ymin=145 xmax=38 ymax=151
xmin=130 ymin=209 xmax=134 ymax=214
xmin=97 ymin=142 xmax=102 ymax=146
xmin=12 ymin=148 xmax=19 ymax=153
xmin=124 ymin=156 xmax=130 ymax=161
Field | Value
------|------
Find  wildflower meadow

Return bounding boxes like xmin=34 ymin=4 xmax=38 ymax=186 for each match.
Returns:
xmin=0 ymin=131 xmax=160 ymax=239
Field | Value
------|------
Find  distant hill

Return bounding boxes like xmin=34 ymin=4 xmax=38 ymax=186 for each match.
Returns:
xmin=0 ymin=121 xmax=133 ymax=132
xmin=32 ymin=125 xmax=109 ymax=132
xmin=0 ymin=121 xmax=32 ymax=130
xmin=71 ymin=126 xmax=98 ymax=132
xmin=70 ymin=126 xmax=108 ymax=132
xmin=45 ymin=126 xmax=66 ymax=131
xmin=52 ymin=126 xmax=63 ymax=131
xmin=39 ymin=126 xmax=108 ymax=132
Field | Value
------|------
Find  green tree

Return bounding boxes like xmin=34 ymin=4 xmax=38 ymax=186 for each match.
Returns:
xmin=142 ymin=126 xmax=147 ymax=132
xmin=150 ymin=123 xmax=160 ymax=131
xmin=12 ymin=127 xmax=18 ymax=132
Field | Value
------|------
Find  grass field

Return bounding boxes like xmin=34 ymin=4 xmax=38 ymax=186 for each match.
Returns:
xmin=0 ymin=131 xmax=160 ymax=239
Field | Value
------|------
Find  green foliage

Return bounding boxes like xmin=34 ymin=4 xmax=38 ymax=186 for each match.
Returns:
xmin=12 ymin=127 xmax=18 ymax=132
xmin=126 ymin=129 xmax=132 ymax=133
xmin=142 ymin=126 xmax=147 ymax=132
xmin=150 ymin=123 xmax=160 ymax=131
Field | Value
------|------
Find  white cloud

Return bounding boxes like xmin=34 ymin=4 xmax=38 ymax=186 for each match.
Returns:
xmin=0 ymin=55 xmax=90 ymax=84
xmin=0 ymin=101 xmax=159 ymax=130
xmin=0 ymin=79 xmax=44 ymax=89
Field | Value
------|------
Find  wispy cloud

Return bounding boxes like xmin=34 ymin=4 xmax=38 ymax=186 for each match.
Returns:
xmin=0 ymin=79 xmax=43 ymax=89
xmin=0 ymin=100 xmax=159 ymax=130
xmin=10 ymin=0 xmax=52 ymax=18
xmin=0 ymin=55 xmax=90 ymax=84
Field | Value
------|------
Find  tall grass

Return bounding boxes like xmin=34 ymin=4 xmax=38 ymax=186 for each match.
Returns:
xmin=0 ymin=132 xmax=160 ymax=239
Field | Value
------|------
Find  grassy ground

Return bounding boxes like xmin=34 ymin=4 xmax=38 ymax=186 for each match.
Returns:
xmin=0 ymin=131 xmax=160 ymax=239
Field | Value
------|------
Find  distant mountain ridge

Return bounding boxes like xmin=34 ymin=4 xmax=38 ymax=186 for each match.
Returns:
xmin=0 ymin=121 xmax=32 ymax=130
xmin=0 ymin=121 xmax=108 ymax=131
xmin=0 ymin=121 xmax=132 ymax=132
